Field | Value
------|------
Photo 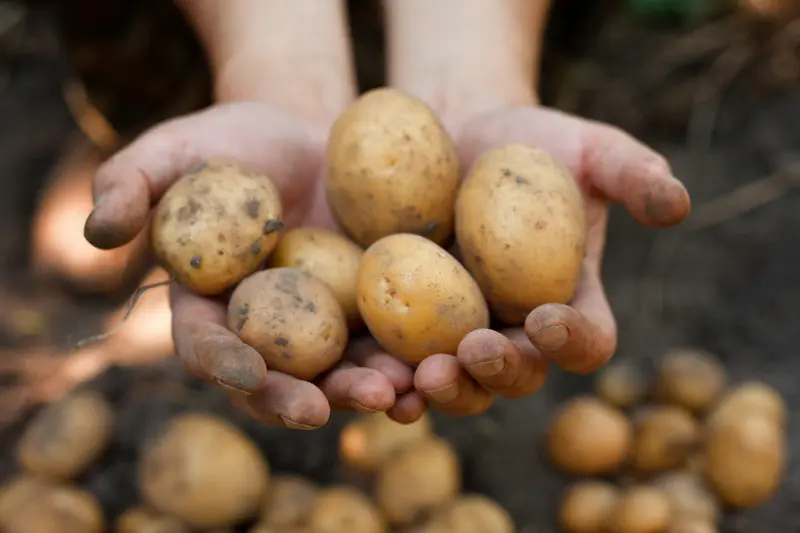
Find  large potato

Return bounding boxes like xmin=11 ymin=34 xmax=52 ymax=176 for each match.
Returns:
xmin=324 ymin=88 xmax=459 ymax=247
xmin=139 ymin=412 xmax=270 ymax=529
xmin=357 ymin=233 xmax=489 ymax=365
xmin=228 ymin=268 xmax=348 ymax=380
xmin=152 ymin=159 xmax=284 ymax=295
xmin=268 ymin=227 xmax=364 ymax=329
xmin=455 ymin=144 xmax=586 ymax=325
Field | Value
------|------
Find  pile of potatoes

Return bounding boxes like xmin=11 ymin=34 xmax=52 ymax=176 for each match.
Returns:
xmin=550 ymin=347 xmax=787 ymax=533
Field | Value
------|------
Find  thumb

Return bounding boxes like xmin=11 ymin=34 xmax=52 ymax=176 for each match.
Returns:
xmin=84 ymin=102 xmax=321 ymax=249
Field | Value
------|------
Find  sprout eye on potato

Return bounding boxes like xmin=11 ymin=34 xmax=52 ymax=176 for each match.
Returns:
xmin=151 ymin=159 xmax=284 ymax=296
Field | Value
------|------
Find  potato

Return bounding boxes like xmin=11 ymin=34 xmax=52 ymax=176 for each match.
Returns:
xmin=547 ymin=396 xmax=633 ymax=476
xmin=357 ymin=233 xmax=489 ymax=365
xmin=260 ymin=475 xmax=318 ymax=527
xmin=228 ymin=268 xmax=348 ymax=380
xmin=16 ymin=390 xmax=114 ymax=480
xmin=309 ymin=486 xmax=387 ymax=533
xmin=324 ymin=87 xmax=459 ymax=247
xmin=117 ymin=506 xmax=189 ymax=533
xmin=665 ymin=519 xmax=717 ymax=533
xmin=376 ymin=436 xmax=461 ymax=527
xmin=651 ymin=471 xmax=718 ymax=523
xmin=455 ymin=144 xmax=586 ymax=325
xmin=152 ymin=159 xmax=284 ymax=296
xmin=595 ymin=363 xmax=648 ymax=409
xmin=250 ymin=523 xmax=309 ymax=533
xmin=3 ymin=481 xmax=103 ymax=533
xmin=268 ymin=227 xmax=364 ymax=329
xmin=706 ymin=381 xmax=786 ymax=428
xmin=339 ymin=413 xmax=433 ymax=472
xmin=0 ymin=475 xmax=49 ymax=527
xmin=605 ymin=486 xmax=670 ymax=533
xmin=630 ymin=405 xmax=700 ymax=474
xmin=423 ymin=495 xmax=514 ymax=533
xmin=655 ymin=348 xmax=726 ymax=413
xmin=558 ymin=481 xmax=619 ymax=533
xmin=705 ymin=412 xmax=785 ymax=508
xmin=139 ymin=412 xmax=270 ymax=529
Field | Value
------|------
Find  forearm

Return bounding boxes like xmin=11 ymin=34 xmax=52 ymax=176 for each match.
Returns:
xmin=176 ymin=0 xmax=356 ymax=124
xmin=385 ymin=0 xmax=550 ymax=129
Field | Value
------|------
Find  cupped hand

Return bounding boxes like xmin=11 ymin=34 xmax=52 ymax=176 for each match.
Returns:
xmin=84 ymin=102 xmax=410 ymax=429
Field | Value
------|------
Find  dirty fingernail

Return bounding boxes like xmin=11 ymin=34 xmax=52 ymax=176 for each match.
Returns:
xmin=215 ymin=378 xmax=252 ymax=396
xmin=467 ymin=357 xmax=506 ymax=378
xmin=280 ymin=416 xmax=319 ymax=431
xmin=532 ymin=324 xmax=570 ymax=351
xmin=423 ymin=383 xmax=459 ymax=403
xmin=351 ymin=399 xmax=383 ymax=413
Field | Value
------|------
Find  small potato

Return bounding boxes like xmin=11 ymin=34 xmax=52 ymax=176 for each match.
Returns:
xmin=705 ymin=412 xmax=785 ymax=508
xmin=268 ymin=227 xmax=364 ymax=329
xmin=423 ymin=495 xmax=515 ymax=533
xmin=117 ymin=506 xmax=189 ymax=533
xmin=324 ymin=87 xmax=459 ymax=247
xmin=595 ymin=363 xmax=649 ymax=409
xmin=651 ymin=471 xmax=718 ymax=523
xmin=707 ymin=381 xmax=787 ymax=428
xmin=309 ymin=486 xmax=387 ymax=533
xmin=228 ymin=268 xmax=348 ymax=380
xmin=339 ymin=413 xmax=433 ymax=472
xmin=547 ymin=396 xmax=633 ymax=476
xmin=558 ymin=481 xmax=619 ymax=533
xmin=139 ymin=412 xmax=270 ymax=529
xmin=606 ymin=486 xmax=670 ymax=533
xmin=16 ymin=390 xmax=114 ymax=480
xmin=655 ymin=348 xmax=726 ymax=413
xmin=376 ymin=436 xmax=461 ymax=527
xmin=152 ymin=159 xmax=284 ymax=296
xmin=357 ymin=233 xmax=489 ymax=365
xmin=3 ymin=482 xmax=104 ymax=533
xmin=455 ymin=144 xmax=586 ymax=325
xmin=260 ymin=475 xmax=319 ymax=527
xmin=630 ymin=405 xmax=700 ymax=474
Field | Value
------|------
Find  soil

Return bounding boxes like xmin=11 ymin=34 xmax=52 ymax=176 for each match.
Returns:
xmin=1 ymin=2 xmax=800 ymax=532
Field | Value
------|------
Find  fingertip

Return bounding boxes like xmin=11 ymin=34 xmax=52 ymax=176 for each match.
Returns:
xmin=638 ymin=175 xmax=692 ymax=228
xmin=84 ymin=181 xmax=150 ymax=249
xmin=249 ymin=376 xmax=331 ymax=429
xmin=525 ymin=303 xmax=574 ymax=352
xmin=457 ymin=329 xmax=508 ymax=371
xmin=386 ymin=392 xmax=426 ymax=424
xmin=195 ymin=336 xmax=268 ymax=394
xmin=414 ymin=354 xmax=460 ymax=395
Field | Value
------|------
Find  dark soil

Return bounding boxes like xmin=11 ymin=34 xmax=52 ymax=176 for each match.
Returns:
xmin=1 ymin=2 xmax=800 ymax=532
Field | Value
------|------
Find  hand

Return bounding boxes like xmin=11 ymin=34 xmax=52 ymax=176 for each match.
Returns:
xmin=84 ymin=102 xmax=408 ymax=429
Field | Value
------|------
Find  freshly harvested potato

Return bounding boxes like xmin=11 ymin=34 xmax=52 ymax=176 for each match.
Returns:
xmin=0 ymin=475 xmax=49 ymax=527
xmin=117 ymin=506 xmax=189 ymax=533
xmin=228 ymin=268 xmax=348 ymax=380
xmin=309 ymin=486 xmax=387 ymax=533
xmin=260 ymin=475 xmax=319 ymax=527
xmin=455 ymin=144 xmax=586 ymax=325
xmin=152 ymin=159 xmax=284 ymax=296
xmin=3 ymin=481 xmax=104 ymax=533
xmin=357 ymin=233 xmax=489 ymax=365
xmin=707 ymin=381 xmax=787 ymax=428
xmin=423 ymin=495 xmax=514 ymax=533
xmin=339 ymin=413 xmax=433 ymax=472
xmin=630 ymin=406 xmax=700 ymax=474
xmin=16 ymin=390 xmax=114 ymax=480
xmin=268 ymin=227 xmax=364 ymax=329
xmin=547 ymin=396 xmax=633 ymax=476
xmin=651 ymin=471 xmax=718 ymax=523
xmin=558 ymin=481 xmax=619 ymax=533
xmin=139 ymin=412 xmax=270 ymax=529
xmin=605 ymin=486 xmax=670 ymax=533
xmin=595 ymin=363 xmax=648 ymax=409
xmin=376 ymin=436 xmax=461 ymax=527
xmin=655 ymin=348 xmax=726 ymax=413
xmin=324 ymin=87 xmax=459 ymax=247
xmin=705 ymin=412 xmax=785 ymax=508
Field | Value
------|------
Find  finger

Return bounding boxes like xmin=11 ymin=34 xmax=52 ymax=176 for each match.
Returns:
xmin=245 ymin=372 xmax=331 ymax=429
xmin=457 ymin=329 xmax=548 ymax=398
xmin=317 ymin=362 xmax=396 ymax=414
xmin=414 ymin=354 xmax=493 ymax=416
xmin=387 ymin=391 xmax=427 ymax=424
xmin=345 ymin=337 xmax=414 ymax=393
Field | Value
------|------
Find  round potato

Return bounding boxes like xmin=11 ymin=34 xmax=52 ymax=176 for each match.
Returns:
xmin=547 ymin=396 xmax=633 ymax=476
xmin=260 ymin=475 xmax=319 ymax=528
xmin=423 ymin=495 xmax=514 ymax=533
xmin=651 ymin=471 xmax=718 ymax=523
xmin=152 ymin=159 xmax=284 ymax=296
xmin=630 ymin=405 xmax=700 ymax=474
xmin=605 ymin=486 xmax=670 ymax=533
xmin=16 ymin=390 xmax=114 ymax=480
xmin=268 ymin=227 xmax=364 ymax=329
xmin=357 ymin=233 xmax=489 ymax=365
xmin=595 ymin=363 xmax=648 ymax=409
xmin=0 ymin=475 xmax=50 ymax=528
xmin=117 ymin=506 xmax=189 ymax=533
xmin=707 ymin=381 xmax=787 ymax=428
xmin=228 ymin=268 xmax=348 ymax=380
xmin=324 ymin=88 xmax=459 ymax=247
xmin=558 ymin=481 xmax=619 ymax=533
xmin=139 ymin=412 xmax=270 ymax=529
xmin=455 ymin=143 xmax=586 ymax=325
xmin=655 ymin=348 xmax=726 ymax=413
xmin=3 ymin=482 xmax=103 ymax=533
xmin=309 ymin=486 xmax=387 ymax=533
xmin=339 ymin=413 xmax=433 ymax=472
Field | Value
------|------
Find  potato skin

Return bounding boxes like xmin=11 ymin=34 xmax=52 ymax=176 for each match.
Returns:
xmin=152 ymin=159 xmax=284 ymax=296
xmin=268 ymin=228 xmax=364 ymax=330
xmin=3 ymin=481 xmax=104 ymax=533
xmin=228 ymin=268 xmax=348 ymax=380
xmin=309 ymin=486 xmax=387 ymax=533
xmin=357 ymin=233 xmax=489 ymax=365
xmin=455 ymin=144 xmax=586 ymax=325
xmin=324 ymin=88 xmax=459 ymax=247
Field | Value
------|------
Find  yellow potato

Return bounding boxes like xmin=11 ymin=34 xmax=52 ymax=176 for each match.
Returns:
xmin=655 ymin=348 xmax=726 ymax=413
xmin=152 ymin=159 xmax=284 ymax=295
xmin=357 ymin=233 xmax=489 ymax=365
xmin=268 ymin=227 xmax=364 ymax=329
xmin=309 ymin=486 xmax=387 ymax=533
xmin=665 ymin=519 xmax=717 ymax=533
xmin=260 ymin=475 xmax=319 ymax=527
xmin=0 ymin=475 xmax=49 ymax=527
xmin=423 ymin=495 xmax=515 ymax=533
xmin=595 ymin=362 xmax=649 ymax=409
xmin=228 ymin=268 xmax=348 ymax=380
xmin=605 ymin=486 xmax=670 ymax=533
xmin=630 ymin=405 xmax=700 ymax=474
xmin=325 ymin=88 xmax=459 ymax=247
xmin=558 ymin=481 xmax=619 ymax=533
xmin=707 ymin=381 xmax=786 ymax=428
xmin=16 ymin=390 xmax=114 ymax=480
xmin=455 ymin=143 xmax=586 ymax=325
xmin=139 ymin=412 xmax=270 ymax=529
xmin=3 ymin=481 xmax=104 ymax=533
xmin=651 ymin=471 xmax=718 ymax=523
xmin=116 ymin=506 xmax=189 ymax=533
xmin=339 ymin=413 xmax=433 ymax=472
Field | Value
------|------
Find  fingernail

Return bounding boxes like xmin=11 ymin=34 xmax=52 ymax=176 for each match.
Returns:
xmin=532 ymin=324 xmax=569 ymax=351
xmin=280 ymin=416 xmax=319 ymax=430
xmin=350 ymin=399 xmax=382 ymax=413
xmin=423 ymin=382 xmax=459 ymax=403
xmin=467 ymin=357 xmax=506 ymax=378
xmin=215 ymin=378 xmax=252 ymax=396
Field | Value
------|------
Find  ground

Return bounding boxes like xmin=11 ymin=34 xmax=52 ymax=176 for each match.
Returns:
xmin=0 ymin=3 xmax=799 ymax=532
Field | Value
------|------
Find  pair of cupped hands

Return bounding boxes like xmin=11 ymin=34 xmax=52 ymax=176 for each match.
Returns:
xmin=84 ymin=98 xmax=690 ymax=430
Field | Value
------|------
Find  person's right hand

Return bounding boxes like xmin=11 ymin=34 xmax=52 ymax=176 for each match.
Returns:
xmin=84 ymin=102 xmax=408 ymax=429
